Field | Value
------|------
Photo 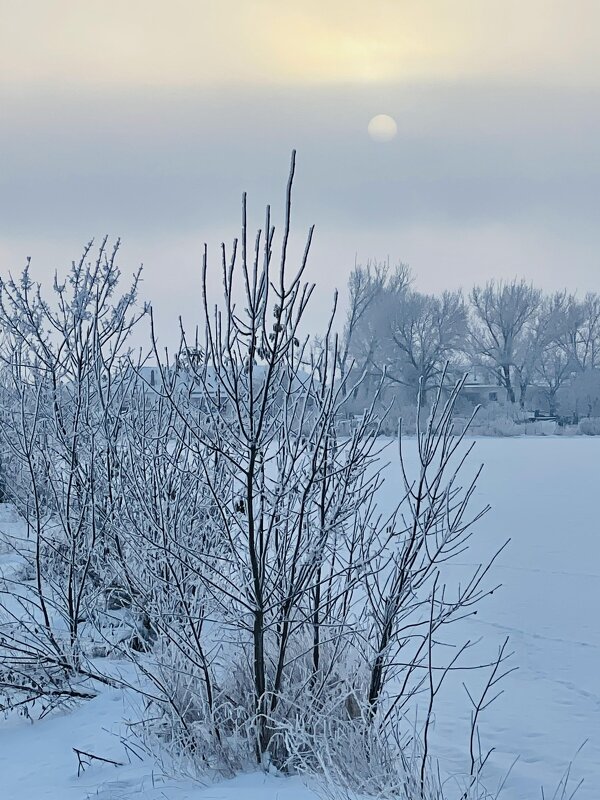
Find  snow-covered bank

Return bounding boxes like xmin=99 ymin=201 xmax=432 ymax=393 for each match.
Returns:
xmin=0 ymin=683 xmax=319 ymax=799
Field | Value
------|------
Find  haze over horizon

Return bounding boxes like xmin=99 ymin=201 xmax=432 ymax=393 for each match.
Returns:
xmin=2 ymin=0 xmax=600 ymax=340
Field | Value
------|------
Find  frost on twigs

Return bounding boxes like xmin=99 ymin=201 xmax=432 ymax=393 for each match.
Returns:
xmin=0 ymin=159 xmax=523 ymax=797
xmin=0 ymin=238 xmax=145 ymax=717
xmin=99 ymin=154 xmax=509 ymax=796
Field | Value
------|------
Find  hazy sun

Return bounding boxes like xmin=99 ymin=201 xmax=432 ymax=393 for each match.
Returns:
xmin=368 ymin=114 xmax=398 ymax=142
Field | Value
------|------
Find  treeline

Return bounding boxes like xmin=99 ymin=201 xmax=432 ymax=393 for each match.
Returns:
xmin=340 ymin=262 xmax=600 ymax=417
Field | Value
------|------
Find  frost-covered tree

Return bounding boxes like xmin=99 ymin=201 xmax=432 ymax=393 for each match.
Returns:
xmin=380 ymin=288 xmax=468 ymax=403
xmin=557 ymin=292 xmax=600 ymax=372
xmin=527 ymin=293 xmax=574 ymax=415
xmin=342 ymin=261 xmax=410 ymax=409
xmin=469 ymin=279 xmax=542 ymax=404
xmin=339 ymin=260 xmax=410 ymax=382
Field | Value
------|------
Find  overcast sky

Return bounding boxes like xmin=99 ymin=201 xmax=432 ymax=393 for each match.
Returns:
xmin=2 ymin=0 xmax=600 ymax=341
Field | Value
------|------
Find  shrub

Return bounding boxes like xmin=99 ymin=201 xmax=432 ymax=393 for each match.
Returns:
xmin=577 ymin=417 xmax=600 ymax=435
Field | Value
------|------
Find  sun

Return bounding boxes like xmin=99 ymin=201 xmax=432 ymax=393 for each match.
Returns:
xmin=368 ymin=114 xmax=398 ymax=142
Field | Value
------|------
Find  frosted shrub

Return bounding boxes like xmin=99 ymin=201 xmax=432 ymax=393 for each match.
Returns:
xmin=577 ymin=417 xmax=600 ymax=435
xmin=465 ymin=406 xmax=522 ymax=437
xmin=0 ymin=240 xmax=145 ymax=711
xmin=109 ymin=155 xmax=508 ymax=798
xmin=476 ymin=416 xmax=521 ymax=437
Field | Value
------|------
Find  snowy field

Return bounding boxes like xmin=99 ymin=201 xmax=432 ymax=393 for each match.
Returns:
xmin=405 ymin=437 xmax=600 ymax=799
xmin=0 ymin=437 xmax=598 ymax=799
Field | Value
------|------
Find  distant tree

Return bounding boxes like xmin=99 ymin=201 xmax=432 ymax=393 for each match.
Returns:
xmin=344 ymin=261 xmax=410 ymax=400
xmin=469 ymin=279 xmax=542 ymax=404
xmin=558 ymin=292 xmax=600 ymax=372
xmin=530 ymin=293 xmax=575 ymax=415
xmin=378 ymin=289 xmax=468 ymax=403
xmin=537 ymin=345 xmax=572 ymax=415
xmin=512 ymin=292 xmax=568 ymax=409
xmin=339 ymin=260 xmax=400 ymax=382
xmin=563 ymin=368 xmax=600 ymax=420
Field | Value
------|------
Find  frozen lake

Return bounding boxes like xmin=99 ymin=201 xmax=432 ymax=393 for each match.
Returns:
xmin=388 ymin=436 xmax=600 ymax=799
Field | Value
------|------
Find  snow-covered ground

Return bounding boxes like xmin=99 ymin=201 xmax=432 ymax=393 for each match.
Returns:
xmin=409 ymin=437 xmax=600 ymax=799
xmin=0 ymin=437 xmax=597 ymax=799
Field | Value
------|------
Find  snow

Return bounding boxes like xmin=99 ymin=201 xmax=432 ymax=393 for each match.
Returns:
xmin=389 ymin=437 xmax=600 ymax=799
xmin=0 ymin=437 xmax=598 ymax=799
xmin=0 ymin=682 xmax=319 ymax=799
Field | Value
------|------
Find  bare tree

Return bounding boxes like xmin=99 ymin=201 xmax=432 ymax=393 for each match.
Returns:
xmin=338 ymin=260 xmax=410 ymax=385
xmin=511 ymin=291 xmax=567 ymax=410
xmin=469 ymin=279 xmax=542 ymax=404
xmin=378 ymin=289 xmax=468 ymax=404
xmin=529 ymin=293 xmax=574 ymax=415
xmin=557 ymin=292 xmax=600 ymax=372
xmin=341 ymin=261 xmax=411 ymax=412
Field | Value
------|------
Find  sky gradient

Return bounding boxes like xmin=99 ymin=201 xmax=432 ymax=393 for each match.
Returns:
xmin=2 ymin=0 xmax=600 ymax=340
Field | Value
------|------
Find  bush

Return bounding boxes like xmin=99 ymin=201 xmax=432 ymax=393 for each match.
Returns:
xmin=577 ymin=417 xmax=600 ymax=435
xmin=463 ymin=406 xmax=522 ymax=437
xmin=102 ymin=160 xmax=507 ymax=797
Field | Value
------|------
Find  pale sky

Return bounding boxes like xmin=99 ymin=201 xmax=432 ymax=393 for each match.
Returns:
xmin=2 ymin=0 xmax=600 ymax=341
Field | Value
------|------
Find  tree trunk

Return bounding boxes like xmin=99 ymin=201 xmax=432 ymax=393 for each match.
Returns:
xmin=502 ymin=365 xmax=515 ymax=403
xmin=519 ymin=382 xmax=527 ymax=410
